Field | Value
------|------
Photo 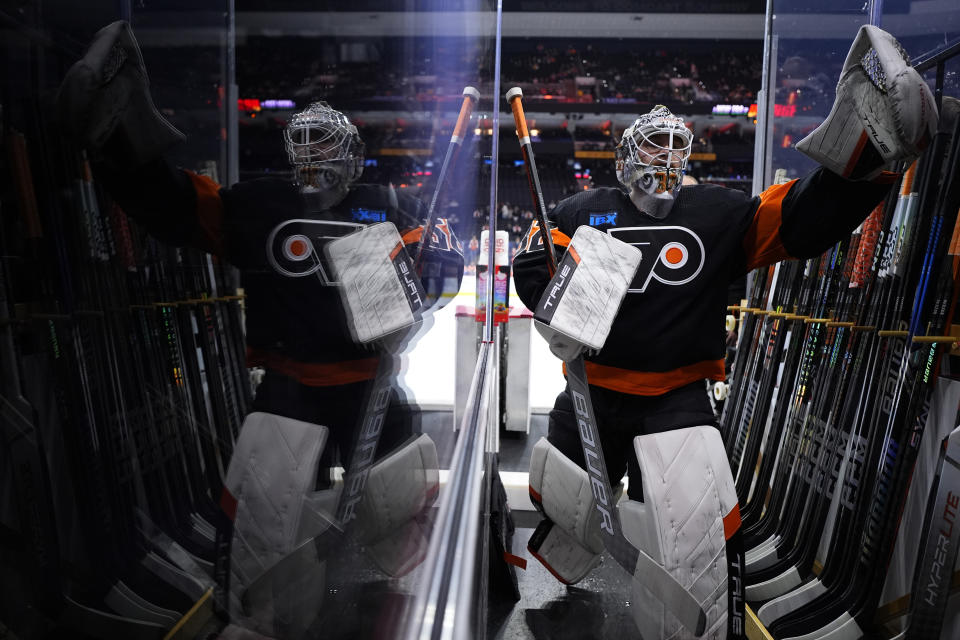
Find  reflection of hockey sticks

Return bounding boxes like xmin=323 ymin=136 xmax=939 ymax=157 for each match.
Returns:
xmin=414 ymin=86 xmax=479 ymax=271
xmin=6 ymin=127 xmax=179 ymax=638
xmin=506 ymin=87 xmax=707 ymax=636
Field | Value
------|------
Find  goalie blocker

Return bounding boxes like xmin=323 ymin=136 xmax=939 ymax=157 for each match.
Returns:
xmin=324 ymin=221 xmax=426 ymax=346
xmin=533 ymin=225 xmax=641 ymax=361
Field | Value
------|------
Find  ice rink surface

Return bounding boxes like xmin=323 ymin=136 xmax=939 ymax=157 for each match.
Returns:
xmin=400 ymin=271 xmax=566 ymax=411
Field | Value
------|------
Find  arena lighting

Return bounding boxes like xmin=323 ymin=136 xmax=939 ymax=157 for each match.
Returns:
xmin=261 ymin=99 xmax=296 ymax=109
xmin=237 ymin=98 xmax=260 ymax=112
xmin=747 ymin=103 xmax=797 ymax=118
xmin=775 ymin=104 xmax=797 ymax=117
xmin=239 ymin=99 xmax=296 ymax=111
xmin=712 ymin=104 xmax=750 ymax=115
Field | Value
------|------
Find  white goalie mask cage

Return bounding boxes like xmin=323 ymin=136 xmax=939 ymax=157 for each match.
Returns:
xmin=283 ymin=101 xmax=365 ymax=187
xmin=616 ymin=106 xmax=694 ymax=201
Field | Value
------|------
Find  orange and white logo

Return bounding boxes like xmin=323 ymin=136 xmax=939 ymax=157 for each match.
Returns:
xmin=267 ymin=218 xmax=365 ymax=283
xmin=608 ymin=225 xmax=705 ymax=293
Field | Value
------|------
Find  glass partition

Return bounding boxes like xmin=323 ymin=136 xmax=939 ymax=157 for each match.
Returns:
xmin=1 ymin=2 xmax=235 ymax=637
xmin=1 ymin=1 xmax=499 ymax=638
xmin=761 ymin=0 xmax=960 ymax=184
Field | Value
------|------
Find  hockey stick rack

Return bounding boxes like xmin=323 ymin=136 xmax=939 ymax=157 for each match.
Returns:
xmin=730 ymin=42 xmax=960 ymax=640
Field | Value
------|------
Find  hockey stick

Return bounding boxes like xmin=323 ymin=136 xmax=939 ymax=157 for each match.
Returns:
xmin=743 ymin=181 xmax=900 ymax=555
xmin=414 ymin=86 xmax=479 ymax=271
xmin=763 ymin=178 xmax=919 ymax=631
xmin=746 ymin=221 xmax=884 ymax=587
xmin=507 ymin=88 xmax=558 ymax=277
xmin=770 ymin=102 xmax=960 ymax=639
xmin=755 ymin=200 xmax=899 ymax=626
xmin=903 ymin=424 xmax=960 ymax=639
xmin=5 ymin=119 xmax=188 ymax=637
xmin=740 ymin=255 xmax=832 ymax=549
xmin=506 ymin=87 xmax=708 ymax=636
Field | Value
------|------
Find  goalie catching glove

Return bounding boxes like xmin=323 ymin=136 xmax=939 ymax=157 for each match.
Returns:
xmin=533 ymin=225 xmax=642 ymax=361
xmin=57 ymin=20 xmax=185 ymax=166
xmin=796 ymin=25 xmax=937 ymax=181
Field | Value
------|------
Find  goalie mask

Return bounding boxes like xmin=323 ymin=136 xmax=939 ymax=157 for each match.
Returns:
xmin=616 ymin=106 xmax=693 ymax=220
xmin=284 ymin=101 xmax=365 ymax=209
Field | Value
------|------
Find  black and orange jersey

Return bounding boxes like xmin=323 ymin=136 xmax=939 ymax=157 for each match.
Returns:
xmin=513 ymin=167 xmax=897 ymax=396
xmin=96 ymin=156 xmax=463 ymax=389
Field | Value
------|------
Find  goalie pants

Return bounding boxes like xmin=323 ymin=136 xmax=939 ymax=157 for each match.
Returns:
xmin=547 ymin=379 xmax=715 ymax=500
xmin=251 ymin=370 xmax=418 ymax=483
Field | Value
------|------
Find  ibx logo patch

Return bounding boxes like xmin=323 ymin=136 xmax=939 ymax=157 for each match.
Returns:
xmin=589 ymin=212 xmax=618 ymax=227
xmin=352 ymin=207 xmax=386 ymax=223
xmin=607 ymin=225 xmax=705 ymax=293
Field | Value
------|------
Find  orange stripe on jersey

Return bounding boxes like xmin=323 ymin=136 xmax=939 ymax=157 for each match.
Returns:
xmin=743 ymin=179 xmax=795 ymax=272
xmin=185 ymin=171 xmax=226 ymax=257
xmin=563 ymin=358 xmax=726 ymax=396
xmin=568 ymin=245 xmax=581 ymax=264
xmin=723 ymin=504 xmax=742 ymax=540
xmin=402 ymin=228 xmax=423 ymax=245
xmin=549 ymin=228 xmax=571 ymax=248
xmin=246 ymin=347 xmax=379 ymax=386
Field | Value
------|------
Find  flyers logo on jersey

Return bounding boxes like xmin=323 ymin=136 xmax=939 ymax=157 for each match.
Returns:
xmin=608 ymin=226 xmax=705 ymax=293
xmin=266 ymin=218 xmax=365 ymax=282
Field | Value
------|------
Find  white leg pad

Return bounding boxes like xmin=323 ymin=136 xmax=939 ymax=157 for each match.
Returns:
xmin=527 ymin=518 xmax=603 ymax=585
xmin=527 ymin=437 xmax=605 ymax=584
xmin=352 ymin=434 xmax=440 ymax=577
xmin=222 ymin=412 xmax=329 ymax=623
xmin=624 ymin=426 xmax=742 ymax=640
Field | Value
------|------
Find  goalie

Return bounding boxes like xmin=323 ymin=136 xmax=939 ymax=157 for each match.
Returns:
xmin=513 ymin=25 xmax=936 ymax=640
xmin=57 ymin=21 xmax=465 ymax=639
